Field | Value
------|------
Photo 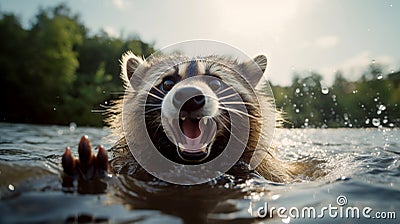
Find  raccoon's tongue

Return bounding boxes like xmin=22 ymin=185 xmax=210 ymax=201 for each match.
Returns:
xmin=182 ymin=119 xmax=201 ymax=139
xmin=177 ymin=117 xmax=216 ymax=154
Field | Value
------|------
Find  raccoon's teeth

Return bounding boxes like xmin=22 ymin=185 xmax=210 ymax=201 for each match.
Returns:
xmin=181 ymin=117 xmax=186 ymax=121
xmin=202 ymin=117 xmax=208 ymax=125
xmin=178 ymin=143 xmax=186 ymax=150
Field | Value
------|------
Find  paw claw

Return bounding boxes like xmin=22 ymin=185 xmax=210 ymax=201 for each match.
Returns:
xmin=62 ymin=136 xmax=110 ymax=181
xmin=96 ymin=145 xmax=109 ymax=171
xmin=78 ymin=135 xmax=94 ymax=168
xmin=62 ymin=147 xmax=77 ymax=176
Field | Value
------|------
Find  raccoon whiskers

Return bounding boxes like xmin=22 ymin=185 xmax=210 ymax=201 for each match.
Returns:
xmin=216 ymin=86 xmax=234 ymax=96
xmin=122 ymin=90 xmax=136 ymax=94
xmin=91 ymin=109 xmax=106 ymax=113
xmin=221 ymin=101 xmax=257 ymax=107
xmin=217 ymin=93 xmax=240 ymax=101
xmin=148 ymin=115 xmax=162 ymax=126
xmin=218 ymin=112 xmax=270 ymax=154
xmin=140 ymin=103 xmax=162 ymax=107
xmin=146 ymin=92 xmax=164 ymax=101
xmin=215 ymin=116 xmax=248 ymax=149
xmin=218 ymin=106 xmax=258 ymax=120
xmin=144 ymin=107 xmax=162 ymax=114
xmin=151 ymin=86 xmax=166 ymax=96
xmin=152 ymin=122 xmax=164 ymax=139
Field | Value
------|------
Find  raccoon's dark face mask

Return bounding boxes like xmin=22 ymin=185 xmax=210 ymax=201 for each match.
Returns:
xmin=147 ymin=65 xmax=228 ymax=164
xmin=160 ymin=74 xmax=225 ymax=164
xmin=122 ymin=53 xmax=268 ymax=165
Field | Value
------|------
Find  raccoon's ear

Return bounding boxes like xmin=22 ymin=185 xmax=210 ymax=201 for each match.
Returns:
xmin=120 ymin=51 xmax=148 ymax=89
xmin=238 ymin=54 xmax=268 ymax=88
xmin=253 ymin=54 xmax=268 ymax=74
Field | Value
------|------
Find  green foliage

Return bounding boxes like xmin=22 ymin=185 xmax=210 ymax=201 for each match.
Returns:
xmin=0 ymin=4 xmax=155 ymax=126
xmin=0 ymin=4 xmax=397 ymax=128
xmin=272 ymin=68 xmax=400 ymax=128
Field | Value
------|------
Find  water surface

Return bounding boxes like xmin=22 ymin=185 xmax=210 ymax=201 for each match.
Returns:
xmin=0 ymin=123 xmax=399 ymax=223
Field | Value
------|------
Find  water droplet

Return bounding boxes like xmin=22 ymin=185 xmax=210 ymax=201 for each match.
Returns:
xmin=344 ymin=113 xmax=349 ymax=120
xmin=295 ymin=108 xmax=300 ymax=113
xmin=295 ymin=88 xmax=300 ymax=94
xmin=371 ymin=59 xmax=375 ymax=64
xmin=271 ymin=194 xmax=280 ymax=200
xmin=352 ymin=90 xmax=358 ymax=94
xmin=374 ymin=97 xmax=379 ymax=102
xmin=57 ymin=129 xmax=63 ymax=135
xmin=383 ymin=119 xmax=388 ymax=124
xmin=389 ymin=123 xmax=394 ymax=127
xmin=8 ymin=184 xmax=15 ymax=191
xmin=377 ymin=73 xmax=383 ymax=80
xmin=104 ymin=101 xmax=108 ymax=105
xmin=372 ymin=118 xmax=380 ymax=127
xmin=53 ymin=107 xmax=56 ymax=111
xmin=377 ymin=110 xmax=382 ymax=115
xmin=378 ymin=104 xmax=386 ymax=111
xmin=321 ymin=87 xmax=329 ymax=94
xmin=102 ymin=90 xmax=106 ymax=94
xmin=69 ymin=122 xmax=77 ymax=132
xmin=391 ymin=69 xmax=394 ymax=74
xmin=365 ymin=118 xmax=370 ymax=124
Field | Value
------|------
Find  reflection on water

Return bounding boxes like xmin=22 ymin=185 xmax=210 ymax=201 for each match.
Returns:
xmin=0 ymin=123 xmax=399 ymax=223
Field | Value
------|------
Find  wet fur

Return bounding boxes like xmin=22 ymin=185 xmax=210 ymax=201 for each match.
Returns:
xmin=105 ymin=52 xmax=303 ymax=183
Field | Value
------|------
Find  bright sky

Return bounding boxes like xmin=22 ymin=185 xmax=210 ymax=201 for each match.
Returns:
xmin=1 ymin=0 xmax=399 ymax=86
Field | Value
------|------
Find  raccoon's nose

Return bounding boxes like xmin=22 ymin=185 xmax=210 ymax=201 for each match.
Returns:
xmin=173 ymin=87 xmax=205 ymax=111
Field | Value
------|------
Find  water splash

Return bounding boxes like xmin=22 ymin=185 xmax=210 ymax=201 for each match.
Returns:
xmin=69 ymin=122 xmax=77 ymax=132
xmin=372 ymin=118 xmax=380 ymax=127
xmin=321 ymin=87 xmax=329 ymax=95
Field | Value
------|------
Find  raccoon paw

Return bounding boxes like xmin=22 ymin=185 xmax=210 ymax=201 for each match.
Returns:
xmin=62 ymin=135 xmax=110 ymax=180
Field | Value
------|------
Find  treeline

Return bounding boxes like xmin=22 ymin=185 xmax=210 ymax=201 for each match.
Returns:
xmin=1 ymin=5 xmax=398 ymax=128
xmin=272 ymin=66 xmax=400 ymax=128
xmin=0 ymin=4 xmax=155 ymax=126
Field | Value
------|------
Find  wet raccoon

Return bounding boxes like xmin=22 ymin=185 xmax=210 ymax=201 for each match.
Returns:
xmin=102 ymin=52 xmax=300 ymax=183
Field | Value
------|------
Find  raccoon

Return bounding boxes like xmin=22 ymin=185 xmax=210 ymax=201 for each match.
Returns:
xmin=101 ymin=51 xmax=299 ymax=183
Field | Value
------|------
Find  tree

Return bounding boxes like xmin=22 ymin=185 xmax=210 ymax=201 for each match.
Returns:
xmin=0 ymin=13 xmax=28 ymax=122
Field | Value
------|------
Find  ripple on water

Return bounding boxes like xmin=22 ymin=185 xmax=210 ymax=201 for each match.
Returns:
xmin=0 ymin=124 xmax=399 ymax=223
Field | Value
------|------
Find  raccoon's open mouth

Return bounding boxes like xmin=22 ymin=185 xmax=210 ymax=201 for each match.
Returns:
xmin=174 ymin=116 xmax=217 ymax=162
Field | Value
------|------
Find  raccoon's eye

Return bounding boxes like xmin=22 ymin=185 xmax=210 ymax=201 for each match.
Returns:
xmin=209 ymin=79 xmax=222 ymax=91
xmin=162 ymin=79 xmax=175 ymax=91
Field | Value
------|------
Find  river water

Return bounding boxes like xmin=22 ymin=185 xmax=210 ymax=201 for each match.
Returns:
xmin=0 ymin=123 xmax=399 ymax=223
